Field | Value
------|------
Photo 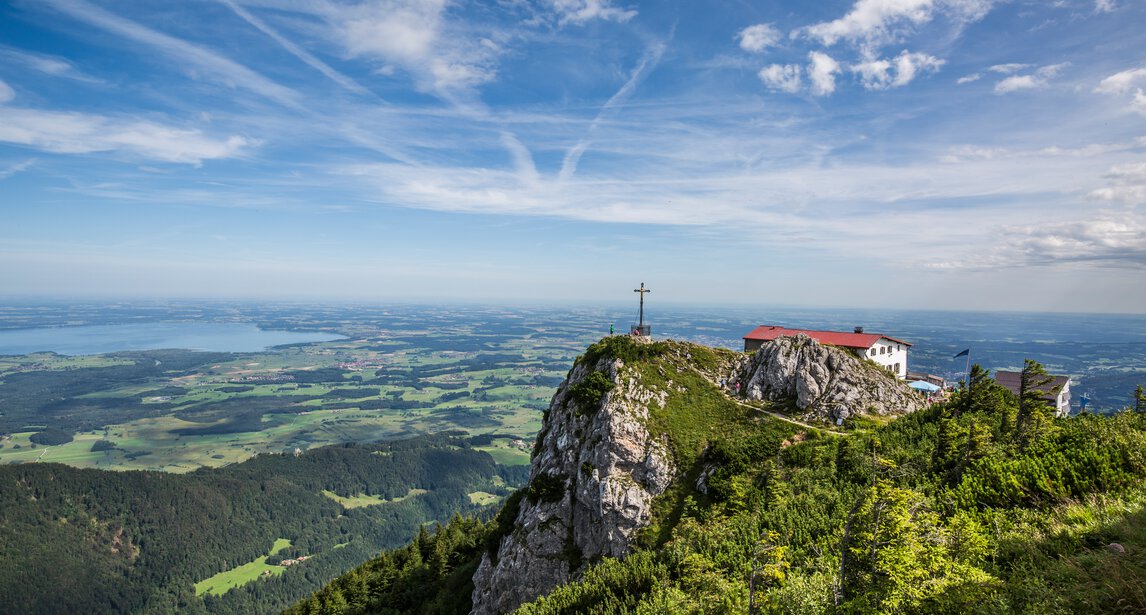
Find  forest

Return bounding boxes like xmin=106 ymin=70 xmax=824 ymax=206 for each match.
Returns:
xmin=0 ymin=434 xmax=526 ymax=615
xmin=291 ymin=346 xmax=1146 ymax=614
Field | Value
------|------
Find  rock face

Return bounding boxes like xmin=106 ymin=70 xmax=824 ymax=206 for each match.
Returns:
xmin=734 ymin=334 xmax=925 ymax=422
xmin=469 ymin=352 xmax=675 ymax=615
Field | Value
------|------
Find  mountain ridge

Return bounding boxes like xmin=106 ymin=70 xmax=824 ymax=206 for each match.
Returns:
xmin=289 ymin=335 xmax=1146 ymax=614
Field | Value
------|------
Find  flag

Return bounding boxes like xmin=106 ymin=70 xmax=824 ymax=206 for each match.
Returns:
xmin=953 ymin=349 xmax=969 ymax=359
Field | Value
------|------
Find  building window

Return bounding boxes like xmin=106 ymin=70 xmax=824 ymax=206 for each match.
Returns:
xmin=870 ymin=348 xmax=876 ymax=356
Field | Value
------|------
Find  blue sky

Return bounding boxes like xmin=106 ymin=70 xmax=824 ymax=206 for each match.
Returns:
xmin=1 ymin=0 xmax=1144 ymax=312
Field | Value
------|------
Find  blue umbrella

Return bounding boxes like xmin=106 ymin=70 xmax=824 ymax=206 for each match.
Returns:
xmin=909 ymin=380 xmax=941 ymax=393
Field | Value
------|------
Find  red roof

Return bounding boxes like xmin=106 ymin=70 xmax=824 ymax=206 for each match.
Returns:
xmin=742 ymin=325 xmax=911 ymax=349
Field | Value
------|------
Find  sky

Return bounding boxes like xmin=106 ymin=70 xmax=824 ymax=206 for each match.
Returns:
xmin=1 ymin=0 xmax=1144 ymax=313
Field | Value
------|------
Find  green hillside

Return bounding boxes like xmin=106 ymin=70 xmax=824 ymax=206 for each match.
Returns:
xmin=290 ymin=337 xmax=1146 ymax=614
xmin=0 ymin=434 xmax=526 ymax=615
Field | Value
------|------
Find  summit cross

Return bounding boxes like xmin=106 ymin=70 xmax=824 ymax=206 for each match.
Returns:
xmin=634 ymin=282 xmax=650 ymax=333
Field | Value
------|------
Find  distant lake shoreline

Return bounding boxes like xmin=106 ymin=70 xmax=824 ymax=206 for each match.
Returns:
xmin=0 ymin=322 xmax=344 ymax=356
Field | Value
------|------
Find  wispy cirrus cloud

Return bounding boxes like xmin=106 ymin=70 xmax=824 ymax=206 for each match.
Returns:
xmin=0 ymin=79 xmax=14 ymax=103
xmin=0 ymin=107 xmax=252 ymax=164
xmin=559 ymin=39 xmax=666 ymax=181
xmin=41 ymin=0 xmax=302 ymax=108
xmin=0 ymin=158 xmax=36 ymax=180
xmin=216 ymin=0 xmax=372 ymax=97
xmin=0 ymin=45 xmax=103 ymax=83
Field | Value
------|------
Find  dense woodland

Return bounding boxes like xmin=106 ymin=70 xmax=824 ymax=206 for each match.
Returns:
xmin=293 ymin=339 xmax=1146 ymax=614
xmin=0 ymin=434 xmax=525 ymax=615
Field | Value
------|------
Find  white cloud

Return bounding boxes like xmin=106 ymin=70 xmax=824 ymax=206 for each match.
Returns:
xmin=547 ymin=0 xmax=637 ymax=25
xmin=0 ymin=158 xmax=36 ymax=180
xmin=1090 ymin=162 xmax=1146 ymax=205
xmin=988 ymin=63 xmax=1029 ymax=74
xmin=41 ymin=0 xmax=301 ymax=108
xmin=993 ymin=62 xmax=1068 ymax=94
xmin=0 ymin=46 xmax=103 ymax=83
xmin=803 ymin=0 xmax=935 ymax=46
xmin=956 ymin=73 xmax=981 ymax=84
xmin=331 ymin=0 xmax=499 ymax=97
xmin=854 ymin=50 xmax=943 ymax=89
xmin=1133 ymin=90 xmax=1146 ymax=116
xmin=0 ymin=108 xmax=252 ymax=164
xmin=892 ymin=51 xmax=944 ymax=85
xmin=927 ymin=217 xmax=1146 ymax=270
xmin=759 ymin=64 xmax=803 ymax=93
xmin=1095 ymin=0 xmax=1117 ymax=13
xmin=216 ymin=0 xmax=371 ymax=96
xmin=738 ymin=23 xmax=781 ymax=53
xmin=994 ymin=74 xmax=1038 ymax=93
xmin=559 ymin=40 xmax=665 ymax=181
xmin=808 ymin=51 xmax=841 ymax=96
xmin=1095 ymin=67 xmax=1146 ymax=116
xmin=0 ymin=79 xmax=14 ymax=103
xmin=1095 ymin=67 xmax=1146 ymax=95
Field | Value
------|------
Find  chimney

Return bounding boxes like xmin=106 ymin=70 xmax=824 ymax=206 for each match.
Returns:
xmin=854 ymin=326 xmax=864 ymax=334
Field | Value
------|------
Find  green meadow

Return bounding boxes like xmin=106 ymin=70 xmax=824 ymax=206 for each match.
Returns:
xmin=194 ymin=538 xmax=293 ymax=597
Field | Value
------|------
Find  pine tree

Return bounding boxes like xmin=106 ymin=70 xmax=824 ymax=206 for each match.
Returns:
xmin=1014 ymin=359 xmax=1055 ymax=449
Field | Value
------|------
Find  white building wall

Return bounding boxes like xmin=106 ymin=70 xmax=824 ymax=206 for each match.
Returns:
xmin=1055 ymin=381 xmax=1072 ymax=417
xmin=859 ymin=339 xmax=909 ymax=379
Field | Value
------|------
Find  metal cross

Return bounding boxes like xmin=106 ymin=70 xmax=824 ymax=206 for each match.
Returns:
xmin=634 ymin=282 xmax=650 ymax=328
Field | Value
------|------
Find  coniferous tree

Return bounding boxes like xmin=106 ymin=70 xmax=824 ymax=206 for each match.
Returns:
xmin=1014 ymin=359 xmax=1055 ymax=449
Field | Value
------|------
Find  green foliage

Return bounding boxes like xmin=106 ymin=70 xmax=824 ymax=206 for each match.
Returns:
xmin=576 ymin=335 xmax=670 ymax=369
xmin=0 ymin=435 xmax=515 ymax=615
xmin=527 ymin=472 xmax=568 ymax=504
xmin=292 ymin=342 xmax=1146 ymax=615
xmin=28 ymin=429 xmax=74 ymax=446
xmin=284 ymin=514 xmax=490 ymax=615
xmin=568 ymin=371 xmax=614 ymax=415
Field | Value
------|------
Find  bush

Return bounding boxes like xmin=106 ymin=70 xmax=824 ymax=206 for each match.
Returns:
xmin=569 ymin=371 xmax=614 ymax=415
xmin=527 ymin=472 xmax=567 ymax=504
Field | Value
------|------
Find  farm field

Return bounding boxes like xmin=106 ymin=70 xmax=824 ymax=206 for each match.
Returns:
xmin=0 ymin=303 xmax=605 ymax=472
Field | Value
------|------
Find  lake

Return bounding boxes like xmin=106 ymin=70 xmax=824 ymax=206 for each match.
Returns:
xmin=0 ymin=322 xmax=344 ymax=355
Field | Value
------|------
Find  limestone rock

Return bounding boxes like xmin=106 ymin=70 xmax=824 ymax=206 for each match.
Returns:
xmin=470 ymin=352 xmax=675 ymax=615
xmin=734 ymin=334 xmax=924 ymax=422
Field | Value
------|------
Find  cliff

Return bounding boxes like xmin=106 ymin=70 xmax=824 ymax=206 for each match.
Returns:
xmin=469 ymin=339 xmax=679 ymax=615
xmin=470 ymin=334 xmax=919 ymax=613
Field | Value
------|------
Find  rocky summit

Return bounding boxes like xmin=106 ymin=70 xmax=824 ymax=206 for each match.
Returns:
xmin=470 ymin=334 xmax=920 ymax=613
xmin=733 ymin=333 xmax=926 ymax=423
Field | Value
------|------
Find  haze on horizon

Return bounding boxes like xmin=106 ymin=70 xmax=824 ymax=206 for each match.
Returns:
xmin=1 ymin=0 xmax=1144 ymax=314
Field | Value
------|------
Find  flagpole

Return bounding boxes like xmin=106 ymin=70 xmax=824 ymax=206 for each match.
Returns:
xmin=964 ymin=348 xmax=971 ymax=389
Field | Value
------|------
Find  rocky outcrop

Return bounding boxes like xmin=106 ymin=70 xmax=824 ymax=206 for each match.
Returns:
xmin=733 ymin=334 xmax=925 ymax=422
xmin=470 ymin=349 xmax=675 ymax=615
